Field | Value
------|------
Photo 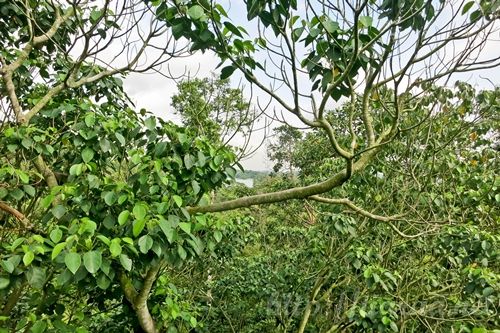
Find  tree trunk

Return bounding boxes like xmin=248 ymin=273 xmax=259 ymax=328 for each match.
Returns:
xmin=134 ymin=303 xmax=158 ymax=333
xmin=118 ymin=264 xmax=162 ymax=333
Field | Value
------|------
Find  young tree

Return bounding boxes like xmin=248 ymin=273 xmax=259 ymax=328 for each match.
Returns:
xmin=0 ymin=1 xmax=235 ymax=332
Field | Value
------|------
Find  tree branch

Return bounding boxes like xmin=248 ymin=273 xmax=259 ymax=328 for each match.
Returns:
xmin=33 ymin=156 xmax=58 ymax=189
xmin=308 ymin=195 xmax=403 ymax=222
xmin=118 ymin=264 xmax=161 ymax=333
xmin=0 ymin=201 xmax=33 ymax=229
xmin=189 ymin=147 xmax=378 ymax=214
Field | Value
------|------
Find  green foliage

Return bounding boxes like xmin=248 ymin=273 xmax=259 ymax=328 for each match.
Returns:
xmin=267 ymin=125 xmax=302 ymax=174
xmin=0 ymin=72 xmax=237 ymax=331
xmin=1 ymin=0 xmax=499 ymax=332
xmin=171 ymin=76 xmax=251 ymax=143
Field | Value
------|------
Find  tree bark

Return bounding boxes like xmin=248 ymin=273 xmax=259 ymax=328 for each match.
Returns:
xmin=118 ymin=264 xmax=162 ymax=333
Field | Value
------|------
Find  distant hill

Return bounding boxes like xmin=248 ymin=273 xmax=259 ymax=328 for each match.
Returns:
xmin=235 ymin=170 xmax=269 ymax=180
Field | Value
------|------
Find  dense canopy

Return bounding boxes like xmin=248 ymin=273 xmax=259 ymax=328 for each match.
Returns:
xmin=0 ymin=0 xmax=498 ymax=332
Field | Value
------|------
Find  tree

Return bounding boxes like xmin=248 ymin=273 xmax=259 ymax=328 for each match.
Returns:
xmin=267 ymin=125 xmax=302 ymax=175
xmin=0 ymin=1 xmax=236 ymax=332
xmin=156 ymin=0 xmax=499 ymax=215
xmin=171 ymin=76 xmax=253 ymax=144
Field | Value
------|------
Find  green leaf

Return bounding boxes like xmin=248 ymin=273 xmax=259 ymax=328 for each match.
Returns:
xmin=26 ymin=266 xmax=46 ymax=289
xmin=177 ymin=132 xmax=188 ymax=144
xmin=118 ymin=210 xmax=130 ymax=225
xmin=482 ymin=287 xmax=494 ymax=297
xmin=118 ymin=194 xmax=128 ymax=205
xmin=359 ymin=16 xmax=373 ymax=27
xmin=187 ymin=5 xmax=204 ymax=20
xmin=51 ymin=205 xmax=67 ymax=219
xmin=172 ymin=195 xmax=183 ymax=207
xmin=31 ymin=321 xmax=47 ymax=333
xmin=144 ymin=117 xmax=156 ymax=131
xmin=133 ymin=203 xmax=147 ymax=220
xmin=159 ymin=218 xmax=174 ymax=243
xmin=11 ymin=238 xmax=25 ymax=250
xmin=23 ymin=185 xmax=36 ymax=197
xmin=103 ymin=215 xmax=115 ymax=229
xmin=184 ymin=154 xmax=195 ymax=169
xmin=64 ymin=252 xmax=82 ymax=274
xmin=323 ymin=20 xmax=339 ymax=33
xmin=214 ymin=230 xmax=222 ymax=243
xmin=197 ymin=151 xmax=206 ymax=166
xmin=293 ymin=27 xmax=304 ymax=41
xmin=224 ymin=21 xmax=243 ymax=37
xmin=179 ymin=222 xmax=191 ymax=234
xmin=109 ymin=241 xmax=122 ymax=257
xmin=33 ymin=235 xmax=44 ymax=243
xmin=83 ymin=251 xmax=102 ymax=274
xmin=133 ymin=219 xmax=146 ymax=237
xmin=157 ymin=202 xmax=169 ymax=214
xmin=177 ymin=245 xmax=187 ymax=260
xmin=220 ymin=65 xmax=236 ymax=79
xmin=96 ymin=273 xmax=111 ymax=290
xmin=1 ymin=259 xmax=14 ymax=274
xmin=23 ymin=251 xmax=35 ymax=266
xmin=81 ymin=147 xmax=95 ymax=163
xmin=96 ymin=235 xmax=110 ymax=245
xmin=10 ymin=189 xmax=24 ymax=200
xmin=41 ymin=194 xmax=55 ymax=208
xmin=191 ymin=180 xmax=200 ymax=195
xmin=180 ymin=207 xmax=190 ymax=220
xmin=103 ymin=191 xmax=117 ymax=206
xmin=0 ymin=278 xmax=10 ymax=290
xmin=84 ymin=113 xmax=95 ymax=127
xmin=50 ymin=228 xmax=63 ymax=243
xmin=16 ymin=170 xmax=29 ymax=184
xmin=225 ymin=167 xmax=236 ymax=178
xmin=470 ymin=9 xmax=481 ymax=21
xmin=90 ymin=9 xmax=102 ymax=22
xmin=119 ymin=254 xmax=132 ymax=271
xmin=138 ymin=235 xmax=153 ymax=254
xmin=115 ymin=132 xmax=126 ymax=145
xmin=462 ymin=1 xmax=474 ymax=14
xmin=472 ymin=329 xmax=488 ymax=333
xmin=69 ymin=163 xmax=83 ymax=176
xmin=122 ymin=237 xmax=134 ymax=245
xmin=51 ymin=242 xmax=66 ymax=260
xmin=99 ymin=138 xmax=111 ymax=152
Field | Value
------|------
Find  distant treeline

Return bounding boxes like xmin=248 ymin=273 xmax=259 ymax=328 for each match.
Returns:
xmin=235 ymin=170 xmax=269 ymax=180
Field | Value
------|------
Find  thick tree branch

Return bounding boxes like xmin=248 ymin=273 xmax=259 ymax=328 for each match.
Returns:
xmin=118 ymin=264 xmax=161 ymax=333
xmin=0 ymin=69 xmax=23 ymax=122
xmin=135 ymin=264 xmax=161 ymax=307
xmin=189 ymin=148 xmax=378 ymax=214
xmin=33 ymin=156 xmax=58 ymax=189
xmin=0 ymin=6 xmax=74 ymax=74
xmin=118 ymin=271 xmax=138 ymax=305
xmin=0 ymin=201 xmax=33 ymax=229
